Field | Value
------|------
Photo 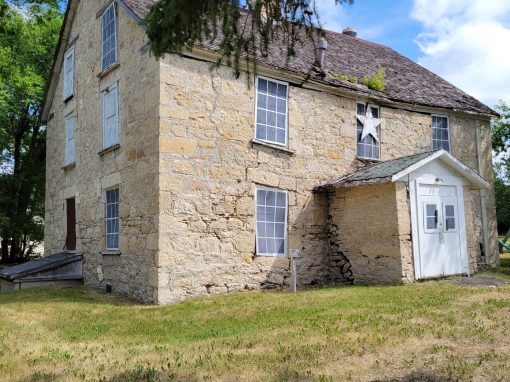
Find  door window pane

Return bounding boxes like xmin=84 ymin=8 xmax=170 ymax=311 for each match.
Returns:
xmin=444 ymin=204 xmax=456 ymax=231
xmin=425 ymin=203 xmax=438 ymax=230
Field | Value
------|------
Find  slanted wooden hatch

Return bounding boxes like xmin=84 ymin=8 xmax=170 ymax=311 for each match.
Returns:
xmin=0 ymin=252 xmax=82 ymax=292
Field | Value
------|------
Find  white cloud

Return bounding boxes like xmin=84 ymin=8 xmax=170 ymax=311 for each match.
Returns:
xmin=411 ymin=0 xmax=510 ymax=108
xmin=316 ymin=0 xmax=348 ymax=33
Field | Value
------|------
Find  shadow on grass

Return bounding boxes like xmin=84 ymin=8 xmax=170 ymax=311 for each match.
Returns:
xmin=0 ymin=286 xmax=136 ymax=306
xmin=373 ymin=371 xmax=446 ymax=382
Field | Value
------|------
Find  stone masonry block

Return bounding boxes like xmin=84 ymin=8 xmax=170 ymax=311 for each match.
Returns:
xmin=160 ymin=137 xmax=197 ymax=155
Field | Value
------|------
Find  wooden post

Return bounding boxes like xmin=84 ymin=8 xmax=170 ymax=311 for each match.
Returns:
xmin=289 ymin=249 xmax=300 ymax=293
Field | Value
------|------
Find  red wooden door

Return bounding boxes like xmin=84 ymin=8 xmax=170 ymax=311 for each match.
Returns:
xmin=66 ymin=198 xmax=76 ymax=251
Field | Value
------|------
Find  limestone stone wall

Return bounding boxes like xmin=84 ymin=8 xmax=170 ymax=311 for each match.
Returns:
xmin=328 ymin=183 xmax=405 ymax=284
xmin=156 ymin=52 xmax=497 ymax=302
xmin=464 ymin=187 xmax=480 ymax=274
xmin=450 ymin=117 xmax=498 ymax=266
xmin=395 ymin=182 xmax=414 ymax=281
xmin=44 ymin=2 xmax=497 ymax=304
xmin=44 ymin=0 xmax=160 ymax=303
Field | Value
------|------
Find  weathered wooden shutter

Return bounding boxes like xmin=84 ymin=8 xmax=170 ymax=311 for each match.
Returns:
xmin=102 ymin=83 xmax=119 ymax=148
xmin=66 ymin=198 xmax=76 ymax=251
xmin=66 ymin=115 xmax=75 ymax=164
xmin=63 ymin=47 xmax=74 ymax=99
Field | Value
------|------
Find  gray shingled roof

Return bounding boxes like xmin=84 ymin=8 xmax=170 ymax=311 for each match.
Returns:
xmin=0 ymin=252 xmax=82 ymax=281
xmin=122 ymin=0 xmax=154 ymax=18
xmin=320 ymin=151 xmax=436 ymax=189
xmin=121 ymin=1 xmax=495 ymax=116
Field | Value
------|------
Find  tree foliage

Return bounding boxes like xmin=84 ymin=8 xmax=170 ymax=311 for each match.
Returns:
xmin=0 ymin=0 xmax=63 ymax=262
xmin=492 ymin=101 xmax=510 ymax=171
xmin=491 ymin=101 xmax=510 ymax=235
xmin=145 ymin=0 xmax=352 ymax=78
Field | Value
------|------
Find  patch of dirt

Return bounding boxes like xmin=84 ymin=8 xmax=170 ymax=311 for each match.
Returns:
xmin=445 ymin=274 xmax=510 ymax=287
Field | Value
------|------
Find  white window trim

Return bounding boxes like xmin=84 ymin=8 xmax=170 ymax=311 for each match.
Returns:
xmin=431 ymin=114 xmax=451 ymax=152
xmin=105 ymin=187 xmax=120 ymax=251
xmin=102 ymin=82 xmax=119 ymax=149
xmin=101 ymin=3 xmax=118 ymax=72
xmin=255 ymin=185 xmax=288 ymax=257
xmin=356 ymin=102 xmax=381 ymax=161
xmin=254 ymin=75 xmax=289 ymax=148
xmin=63 ymin=46 xmax=75 ymax=100
xmin=65 ymin=113 xmax=75 ymax=165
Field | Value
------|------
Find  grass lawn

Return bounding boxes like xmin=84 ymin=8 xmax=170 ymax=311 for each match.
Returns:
xmin=1 ymin=276 xmax=510 ymax=381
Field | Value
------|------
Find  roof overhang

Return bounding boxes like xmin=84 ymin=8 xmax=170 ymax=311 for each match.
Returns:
xmin=319 ymin=150 xmax=489 ymax=191
xmin=391 ymin=150 xmax=489 ymax=190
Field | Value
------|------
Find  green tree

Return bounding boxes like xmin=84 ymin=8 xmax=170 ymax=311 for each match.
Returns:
xmin=492 ymin=101 xmax=510 ymax=175
xmin=491 ymin=101 xmax=510 ymax=240
xmin=145 ymin=0 xmax=352 ymax=78
xmin=0 ymin=1 xmax=63 ymax=262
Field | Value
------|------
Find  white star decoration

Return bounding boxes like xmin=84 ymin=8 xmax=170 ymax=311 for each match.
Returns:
xmin=357 ymin=106 xmax=381 ymax=142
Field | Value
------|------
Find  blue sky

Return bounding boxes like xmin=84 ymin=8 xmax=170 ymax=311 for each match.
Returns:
xmin=317 ymin=0 xmax=510 ymax=108
xmin=318 ymin=0 xmax=422 ymax=60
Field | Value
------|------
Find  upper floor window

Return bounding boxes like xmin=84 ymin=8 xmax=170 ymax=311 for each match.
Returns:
xmin=255 ymin=76 xmax=288 ymax=146
xmin=432 ymin=115 xmax=450 ymax=152
xmin=356 ymin=103 xmax=381 ymax=160
xmin=102 ymin=82 xmax=119 ymax=149
xmin=105 ymin=188 xmax=119 ymax=250
xmin=101 ymin=3 xmax=117 ymax=71
xmin=256 ymin=186 xmax=288 ymax=256
xmin=65 ymin=114 xmax=75 ymax=164
xmin=63 ymin=46 xmax=75 ymax=100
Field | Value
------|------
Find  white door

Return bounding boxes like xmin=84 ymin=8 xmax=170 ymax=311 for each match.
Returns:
xmin=417 ymin=185 xmax=463 ymax=278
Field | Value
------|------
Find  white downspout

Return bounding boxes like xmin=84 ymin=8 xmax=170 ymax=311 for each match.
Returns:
xmin=476 ymin=125 xmax=490 ymax=265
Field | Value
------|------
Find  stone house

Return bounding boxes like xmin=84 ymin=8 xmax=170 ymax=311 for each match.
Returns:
xmin=41 ymin=0 xmax=499 ymax=304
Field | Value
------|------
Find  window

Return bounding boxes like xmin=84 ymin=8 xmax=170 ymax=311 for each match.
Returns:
xmin=444 ymin=204 xmax=456 ymax=231
xmin=101 ymin=3 xmax=117 ymax=71
xmin=255 ymin=76 xmax=288 ymax=146
xmin=65 ymin=114 xmax=75 ymax=164
xmin=424 ymin=203 xmax=438 ymax=232
xmin=432 ymin=115 xmax=450 ymax=152
xmin=356 ymin=103 xmax=380 ymax=160
xmin=256 ymin=186 xmax=288 ymax=256
xmin=63 ymin=46 xmax=75 ymax=100
xmin=105 ymin=188 xmax=119 ymax=250
xmin=102 ymin=83 xmax=119 ymax=149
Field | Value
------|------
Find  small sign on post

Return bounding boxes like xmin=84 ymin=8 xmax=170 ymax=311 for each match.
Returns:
xmin=288 ymin=249 xmax=301 ymax=293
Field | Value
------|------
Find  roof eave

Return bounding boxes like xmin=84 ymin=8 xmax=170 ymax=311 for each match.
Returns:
xmin=391 ymin=150 xmax=489 ymax=189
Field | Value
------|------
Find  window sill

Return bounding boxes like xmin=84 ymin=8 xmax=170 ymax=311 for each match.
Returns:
xmin=97 ymin=62 xmax=120 ymax=79
xmin=256 ymin=253 xmax=288 ymax=257
xmin=250 ymin=139 xmax=295 ymax=155
xmin=64 ymin=94 xmax=74 ymax=104
xmin=356 ymin=156 xmax=380 ymax=164
xmin=98 ymin=144 xmax=120 ymax=157
xmin=102 ymin=250 xmax=121 ymax=256
xmin=62 ymin=161 xmax=76 ymax=171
